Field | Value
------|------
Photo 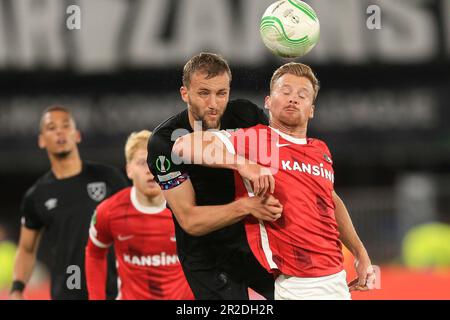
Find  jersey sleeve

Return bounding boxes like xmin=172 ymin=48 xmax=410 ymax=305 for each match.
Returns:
xmin=224 ymin=99 xmax=269 ymax=128
xmin=317 ymin=139 xmax=333 ymax=164
xmin=253 ymin=103 xmax=269 ymax=126
xmin=88 ymin=203 xmax=113 ymax=249
xmin=20 ymin=187 xmax=44 ymax=230
xmin=213 ymin=129 xmax=257 ymax=198
xmin=85 ymin=203 xmax=112 ymax=300
xmin=147 ymin=128 xmax=189 ymax=190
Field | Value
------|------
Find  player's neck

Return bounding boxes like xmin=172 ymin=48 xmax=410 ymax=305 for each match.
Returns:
xmin=49 ymin=149 xmax=82 ymax=179
xmin=135 ymin=188 xmax=165 ymax=208
xmin=269 ymin=120 xmax=307 ymax=139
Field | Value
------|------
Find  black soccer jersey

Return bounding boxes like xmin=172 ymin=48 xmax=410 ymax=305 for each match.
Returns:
xmin=21 ymin=161 xmax=127 ymax=300
xmin=147 ymin=99 xmax=268 ymax=271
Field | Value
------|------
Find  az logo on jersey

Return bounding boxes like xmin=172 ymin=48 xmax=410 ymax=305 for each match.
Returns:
xmin=323 ymin=154 xmax=332 ymax=164
xmin=87 ymin=182 xmax=106 ymax=202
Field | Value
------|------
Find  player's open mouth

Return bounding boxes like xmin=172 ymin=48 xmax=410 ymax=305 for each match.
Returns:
xmin=56 ymin=138 xmax=67 ymax=145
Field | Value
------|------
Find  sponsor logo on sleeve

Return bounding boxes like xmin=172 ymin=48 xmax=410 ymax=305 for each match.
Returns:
xmin=155 ymin=156 xmax=172 ymax=173
xmin=159 ymin=172 xmax=189 ymax=190
xmin=157 ymin=171 xmax=182 ymax=182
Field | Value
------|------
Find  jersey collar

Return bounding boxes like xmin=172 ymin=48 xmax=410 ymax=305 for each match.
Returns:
xmin=269 ymin=126 xmax=307 ymax=145
xmin=130 ymin=187 xmax=167 ymax=214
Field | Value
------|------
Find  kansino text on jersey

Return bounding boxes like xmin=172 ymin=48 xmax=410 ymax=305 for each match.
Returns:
xmin=281 ymin=160 xmax=335 ymax=183
xmin=123 ymin=253 xmax=179 ymax=267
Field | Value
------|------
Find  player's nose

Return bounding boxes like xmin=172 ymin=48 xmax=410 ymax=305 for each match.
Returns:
xmin=55 ymin=128 xmax=66 ymax=137
xmin=289 ymin=97 xmax=299 ymax=105
xmin=209 ymin=95 xmax=218 ymax=108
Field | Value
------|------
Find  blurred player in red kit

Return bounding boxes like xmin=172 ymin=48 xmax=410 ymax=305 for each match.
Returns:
xmin=174 ymin=63 xmax=376 ymax=300
xmin=85 ymin=130 xmax=194 ymax=300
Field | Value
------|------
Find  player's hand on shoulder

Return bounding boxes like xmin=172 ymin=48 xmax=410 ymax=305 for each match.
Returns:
xmin=236 ymin=161 xmax=275 ymax=197
xmin=241 ymin=194 xmax=283 ymax=222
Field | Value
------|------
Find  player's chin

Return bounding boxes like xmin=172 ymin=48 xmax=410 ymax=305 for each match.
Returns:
xmin=203 ymin=118 xmax=221 ymax=129
xmin=279 ymin=114 xmax=302 ymax=126
xmin=144 ymin=181 xmax=161 ymax=192
xmin=52 ymin=148 xmax=72 ymax=159
xmin=143 ymin=188 xmax=161 ymax=198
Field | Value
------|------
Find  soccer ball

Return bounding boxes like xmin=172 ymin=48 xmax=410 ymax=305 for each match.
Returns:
xmin=260 ymin=0 xmax=320 ymax=58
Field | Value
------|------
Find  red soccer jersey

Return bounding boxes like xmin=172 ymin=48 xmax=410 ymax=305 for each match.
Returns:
xmin=86 ymin=187 xmax=194 ymax=300
xmin=215 ymin=124 xmax=344 ymax=278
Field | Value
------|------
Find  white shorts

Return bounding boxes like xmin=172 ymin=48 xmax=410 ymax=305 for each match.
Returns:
xmin=275 ymin=270 xmax=351 ymax=300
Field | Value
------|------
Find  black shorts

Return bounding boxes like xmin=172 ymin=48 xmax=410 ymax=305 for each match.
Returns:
xmin=182 ymin=248 xmax=274 ymax=300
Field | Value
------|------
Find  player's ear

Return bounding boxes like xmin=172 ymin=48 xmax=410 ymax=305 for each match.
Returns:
xmin=38 ymin=134 xmax=46 ymax=149
xmin=310 ymin=104 xmax=315 ymax=119
xmin=180 ymin=86 xmax=189 ymax=104
xmin=125 ymin=163 xmax=133 ymax=180
xmin=75 ymin=130 xmax=82 ymax=144
xmin=264 ymin=96 xmax=271 ymax=110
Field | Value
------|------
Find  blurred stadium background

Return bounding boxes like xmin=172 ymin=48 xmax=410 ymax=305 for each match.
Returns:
xmin=0 ymin=0 xmax=449 ymax=299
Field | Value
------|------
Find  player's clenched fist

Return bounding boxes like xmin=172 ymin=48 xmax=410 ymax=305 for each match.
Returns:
xmin=236 ymin=162 xmax=275 ymax=197
xmin=239 ymin=194 xmax=282 ymax=222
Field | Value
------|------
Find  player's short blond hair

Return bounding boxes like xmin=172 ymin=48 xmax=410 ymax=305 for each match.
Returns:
xmin=270 ymin=62 xmax=320 ymax=101
xmin=125 ymin=130 xmax=152 ymax=163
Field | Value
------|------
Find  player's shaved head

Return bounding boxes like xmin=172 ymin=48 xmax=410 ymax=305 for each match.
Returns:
xmin=182 ymin=52 xmax=232 ymax=88
xmin=39 ymin=105 xmax=76 ymax=132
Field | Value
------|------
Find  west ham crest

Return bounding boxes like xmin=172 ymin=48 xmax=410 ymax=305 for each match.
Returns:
xmin=87 ymin=182 xmax=106 ymax=202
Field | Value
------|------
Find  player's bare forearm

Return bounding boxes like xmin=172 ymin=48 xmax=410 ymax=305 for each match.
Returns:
xmin=13 ymin=249 xmax=37 ymax=285
xmin=12 ymin=227 xmax=42 ymax=285
xmin=173 ymin=131 xmax=243 ymax=170
xmin=163 ymin=179 xmax=281 ymax=236
xmin=163 ymin=180 xmax=249 ymax=236
xmin=185 ymin=201 xmax=249 ymax=236
xmin=173 ymin=132 xmax=275 ymax=196
xmin=333 ymin=191 xmax=376 ymax=290
xmin=332 ymin=191 xmax=367 ymax=258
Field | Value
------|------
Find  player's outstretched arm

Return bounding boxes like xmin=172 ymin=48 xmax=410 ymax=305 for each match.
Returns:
xmin=333 ymin=191 xmax=375 ymax=291
xmin=173 ymin=131 xmax=274 ymax=196
xmin=10 ymin=226 xmax=43 ymax=300
xmin=163 ymin=179 xmax=282 ymax=237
